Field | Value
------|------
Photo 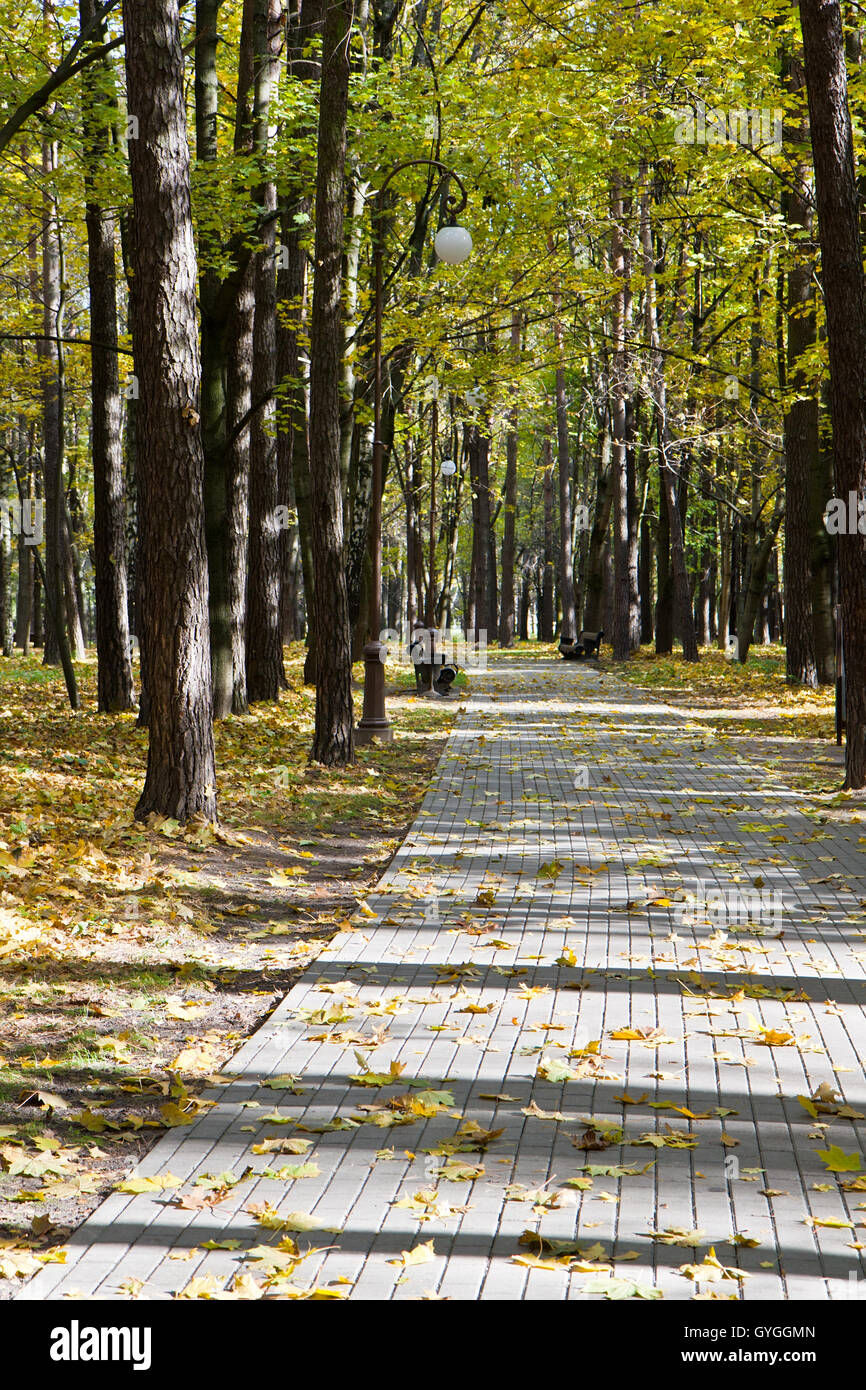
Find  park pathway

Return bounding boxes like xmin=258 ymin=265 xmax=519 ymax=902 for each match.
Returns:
xmin=20 ymin=659 xmax=866 ymax=1300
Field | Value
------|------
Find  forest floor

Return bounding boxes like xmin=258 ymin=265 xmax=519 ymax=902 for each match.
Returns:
xmin=0 ymin=644 xmax=460 ymax=1295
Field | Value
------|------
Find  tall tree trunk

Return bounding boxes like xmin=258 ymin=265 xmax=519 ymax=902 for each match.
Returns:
xmin=32 ymin=566 xmax=43 ymax=648
xmin=40 ymin=134 xmax=62 ymax=668
xmin=469 ymin=423 xmax=491 ymax=637
xmin=196 ymin=0 xmax=281 ymax=716
xmin=405 ymin=444 xmax=418 ymax=632
xmin=39 ymin=133 xmax=80 ymax=703
xmin=279 ymin=202 xmax=317 ymax=682
xmin=655 ymin=473 xmax=673 ymax=653
xmin=800 ymin=0 xmax=866 ymax=785
xmin=14 ymin=420 xmax=33 ymax=653
xmin=716 ymin=501 xmax=732 ymax=649
xmin=246 ymin=199 xmax=286 ymax=701
xmin=541 ymin=440 xmax=555 ymax=641
xmin=737 ymin=265 xmax=771 ymax=664
xmin=79 ymin=0 xmax=135 ymax=711
xmin=226 ymin=258 xmax=254 ymax=714
xmin=195 ymin=0 xmax=233 ymax=717
xmin=583 ymin=424 xmax=612 ymax=629
xmin=124 ymin=0 xmax=217 ymax=822
xmin=550 ymin=284 xmax=576 ymax=643
xmin=0 ymin=502 xmax=11 ymax=655
xmin=278 ymin=0 xmax=323 ymax=679
xmin=640 ymin=176 xmax=699 ymax=662
xmin=346 ymin=419 xmax=375 ymax=657
xmin=781 ymin=44 xmax=819 ymax=685
xmin=518 ymin=566 xmax=531 ymax=639
xmin=246 ymin=0 xmax=286 ymax=702
xmin=487 ymin=497 xmax=499 ymax=638
xmin=639 ymin=511 xmax=653 ymax=642
xmin=499 ymin=322 xmax=520 ymax=647
xmin=625 ymin=394 xmax=642 ymax=647
xmin=739 ymin=506 xmax=785 ymax=662
xmin=16 ymin=536 xmax=33 ymax=654
xmin=307 ymin=0 xmax=354 ymax=764
xmin=610 ymin=176 xmax=632 ymax=660
xmin=810 ymin=401 xmax=836 ymax=682
xmin=782 ymin=123 xmax=820 ymax=685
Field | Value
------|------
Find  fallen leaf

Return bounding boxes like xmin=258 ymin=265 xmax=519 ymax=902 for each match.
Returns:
xmin=115 ymin=1172 xmax=182 ymax=1194
xmin=817 ymin=1146 xmax=861 ymax=1174
xmin=387 ymin=1240 xmax=436 ymax=1268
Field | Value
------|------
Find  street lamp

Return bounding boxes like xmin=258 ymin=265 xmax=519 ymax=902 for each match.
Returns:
xmin=355 ymin=160 xmax=472 ymax=746
xmin=433 ymin=224 xmax=473 ymax=265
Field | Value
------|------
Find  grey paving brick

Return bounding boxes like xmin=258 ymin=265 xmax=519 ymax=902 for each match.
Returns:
xmin=16 ymin=659 xmax=866 ymax=1301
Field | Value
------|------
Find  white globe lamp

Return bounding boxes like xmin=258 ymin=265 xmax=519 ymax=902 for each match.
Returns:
xmin=434 ymin=224 xmax=473 ymax=265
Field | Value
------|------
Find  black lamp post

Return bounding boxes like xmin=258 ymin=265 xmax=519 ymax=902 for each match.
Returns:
xmin=355 ymin=160 xmax=472 ymax=745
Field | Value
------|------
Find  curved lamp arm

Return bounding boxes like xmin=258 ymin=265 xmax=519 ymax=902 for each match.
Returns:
xmin=374 ymin=157 xmax=469 ymax=223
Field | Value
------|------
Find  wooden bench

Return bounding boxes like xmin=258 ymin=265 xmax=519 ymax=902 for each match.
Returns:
xmin=409 ymin=626 xmax=459 ymax=695
xmin=559 ymin=629 xmax=605 ymax=661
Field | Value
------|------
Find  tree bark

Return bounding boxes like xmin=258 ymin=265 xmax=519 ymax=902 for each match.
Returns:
xmin=610 ymin=176 xmax=632 ymax=660
xmin=782 ymin=166 xmax=820 ymax=684
xmin=639 ymin=511 xmax=653 ymax=643
xmin=498 ymin=316 xmax=520 ymax=647
xmin=79 ymin=0 xmax=135 ymax=711
xmin=0 ymin=498 xmax=11 ymax=655
xmin=195 ymin=0 xmax=233 ymax=717
xmin=655 ymin=472 xmax=673 ymax=653
xmin=278 ymin=0 xmax=323 ymax=679
xmin=541 ymin=440 xmax=555 ymax=640
xmin=800 ymin=0 xmax=866 ymax=785
xmin=583 ymin=424 xmax=612 ymax=630
xmin=810 ymin=395 xmax=836 ymax=682
xmin=550 ymin=282 xmax=576 ymax=643
xmin=307 ymin=0 xmax=354 ymax=764
xmin=40 ymin=135 xmax=63 ymax=668
xmin=39 ymin=132 xmax=81 ymax=702
xmin=246 ymin=204 xmax=287 ymax=701
xmin=640 ymin=176 xmax=698 ymax=661
xmin=226 ymin=257 xmax=254 ymax=714
xmin=246 ymin=0 xmax=286 ymax=703
xmin=469 ymin=423 xmax=491 ymax=638
xmin=196 ymin=0 xmax=282 ymax=717
xmin=124 ymin=0 xmax=217 ymax=822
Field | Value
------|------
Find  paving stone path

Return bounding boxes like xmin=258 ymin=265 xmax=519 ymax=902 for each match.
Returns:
xmin=20 ymin=659 xmax=866 ymax=1301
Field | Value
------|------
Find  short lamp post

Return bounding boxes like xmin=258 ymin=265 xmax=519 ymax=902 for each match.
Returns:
xmin=355 ymin=160 xmax=472 ymax=745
